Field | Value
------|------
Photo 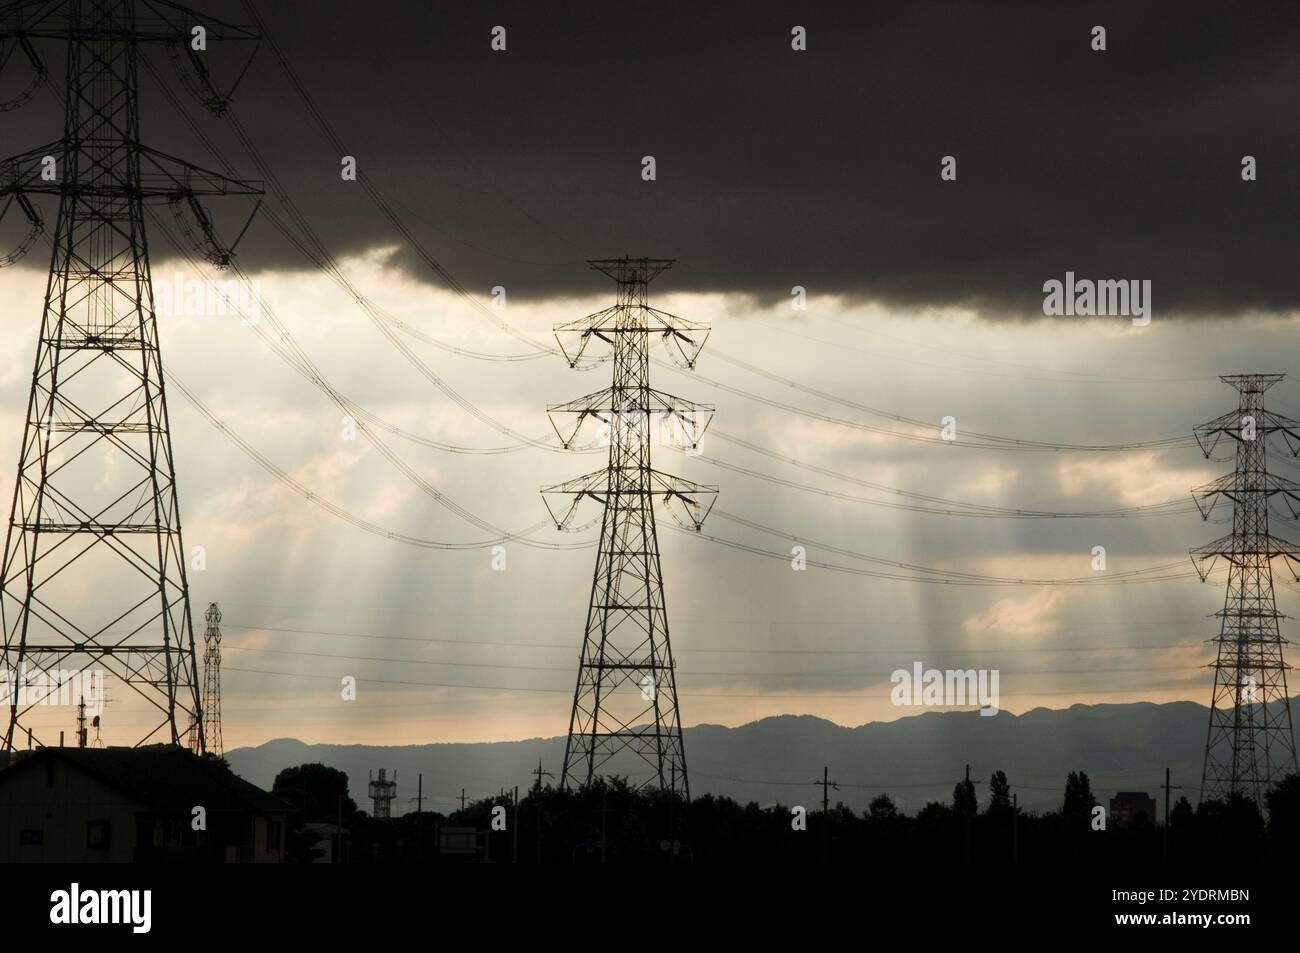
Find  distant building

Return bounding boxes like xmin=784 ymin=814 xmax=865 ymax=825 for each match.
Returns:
xmin=1110 ymin=791 xmax=1157 ymax=828
xmin=301 ymin=822 xmax=349 ymax=863
xmin=0 ymin=745 xmax=288 ymax=862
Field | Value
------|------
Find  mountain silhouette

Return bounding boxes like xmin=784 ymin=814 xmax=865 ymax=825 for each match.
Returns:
xmin=225 ymin=697 xmax=1280 ymax=813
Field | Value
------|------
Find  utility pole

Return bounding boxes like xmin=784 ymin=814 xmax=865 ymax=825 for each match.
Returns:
xmin=600 ymin=784 xmax=608 ymax=864
xmin=459 ymin=788 xmax=467 ymax=812
xmin=532 ymin=759 xmax=553 ymax=864
xmin=1012 ymin=793 xmax=1019 ymax=864
xmin=964 ymin=763 xmax=972 ymax=866
xmin=536 ymin=799 xmax=543 ymax=864
xmin=335 ymin=794 xmax=343 ymax=864
xmin=1161 ymin=768 xmax=1184 ymax=864
xmin=1191 ymin=374 xmax=1300 ymax=807
xmin=815 ymin=765 xmax=838 ymax=814
xmin=415 ymin=773 xmax=424 ymax=864
xmin=814 ymin=765 xmax=838 ymax=865
xmin=669 ymin=762 xmax=677 ymax=854
xmin=532 ymin=759 xmax=553 ymax=792
xmin=0 ymin=0 xmax=262 ymax=754
xmin=512 ymin=786 xmax=519 ymax=864
xmin=544 ymin=258 xmax=715 ymax=798
xmin=75 ymin=697 xmax=86 ymax=748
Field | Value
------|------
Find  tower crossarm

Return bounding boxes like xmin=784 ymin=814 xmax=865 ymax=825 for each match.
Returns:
xmin=1192 ymin=471 xmax=1300 ymax=520
xmin=545 ymin=386 xmax=714 ymax=450
xmin=1196 ymin=408 xmax=1300 ymax=457
xmin=646 ymin=468 xmax=719 ymax=530
xmin=555 ymin=308 xmax=708 ymax=335
xmin=541 ymin=467 xmax=718 ymax=531
xmin=554 ymin=305 xmax=710 ymax=368
xmin=1191 ymin=533 xmax=1300 ymax=580
xmin=0 ymin=142 xmax=67 ymax=194
xmin=0 ymin=145 xmax=263 ymax=199
xmin=0 ymin=0 xmax=258 ymax=43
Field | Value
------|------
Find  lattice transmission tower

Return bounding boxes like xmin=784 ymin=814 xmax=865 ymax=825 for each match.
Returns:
xmin=201 ymin=601 xmax=222 ymax=756
xmin=543 ymin=258 xmax=716 ymax=797
xmin=0 ymin=0 xmax=261 ymax=753
xmin=1191 ymin=374 xmax=1300 ymax=806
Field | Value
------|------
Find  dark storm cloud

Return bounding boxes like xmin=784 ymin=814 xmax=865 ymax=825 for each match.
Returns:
xmin=5 ymin=0 xmax=1300 ymax=315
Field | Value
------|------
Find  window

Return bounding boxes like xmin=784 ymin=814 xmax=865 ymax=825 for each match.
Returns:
xmin=266 ymin=818 xmax=282 ymax=851
xmin=86 ymin=819 xmax=111 ymax=850
xmin=20 ymin=829 xmax=42 ymax=846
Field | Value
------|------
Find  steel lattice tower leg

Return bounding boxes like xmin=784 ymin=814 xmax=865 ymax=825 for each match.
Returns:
xmin=543 ymin=258 xmax=717 ymax=797
xmin=201 ymin=602 xmax=223 ymax=756
xmin=1192 ymin=374 xmax=1300 ymax=806
xmin=0 ymin=0 xmax=261 ymax=754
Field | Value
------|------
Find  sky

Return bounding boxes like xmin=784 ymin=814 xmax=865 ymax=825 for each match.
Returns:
xmin=1 ymin=0 xmax=1299 ymax=751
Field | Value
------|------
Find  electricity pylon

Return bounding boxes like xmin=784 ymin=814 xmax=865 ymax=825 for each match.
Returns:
xmin=201 ymin=602 xmax=223 ymax=756
xmin=0 ymin=0 xmax=261 ymax=753
xmin=543 ymin=258 xmax=716 ymax=797
xmin=1191 ymin=374 xmax=1300 ymax=806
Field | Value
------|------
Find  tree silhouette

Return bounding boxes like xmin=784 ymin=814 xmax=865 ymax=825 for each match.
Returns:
xmin=988 ymin=770 xmax=1012 ymax=813
xmin=273 ymin=763 xmax=358 ymax=822
xmin=869 ymin=793 xmax=899 ymax=820
xmin=1266 ymin=773 xmax=1300 ymax=850
xmin=952 ymin=776 xmax=977 ymax=817
xmin=1062 ymin=770 xmax=1097 ymax=820
xmin=1196 ymin=793 xmax=1264 ymax=850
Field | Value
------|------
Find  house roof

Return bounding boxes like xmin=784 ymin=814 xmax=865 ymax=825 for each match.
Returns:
xmin=0 ymin=745 xmax=287 ymax=813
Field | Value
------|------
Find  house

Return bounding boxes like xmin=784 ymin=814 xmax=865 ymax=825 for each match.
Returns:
xmin=0 ymin=745 xmax=289 ymax=862
xmin=1109 ymin=791 xmax=1158 ymax=828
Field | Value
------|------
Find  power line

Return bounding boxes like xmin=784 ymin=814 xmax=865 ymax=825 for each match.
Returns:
xmin=686 ymin=440 xmax=1197 ymax=519
xmin=167 ymin=371 xmax=590 ymax=552
xmin=217 ymin=642 xmax=1205 ymax=680
xmin=696 ymin=349 xmax=1196 ymax=453
xmin=221 ymin=621 xmax=1211 ymax=656
xmin=237 ymin=4 xmax=1200 ymax=458
xmin=811 ymin=315 xmax=1217 ymax=386
xmin=687 ymin=510 xmax=1201 ymax=587
xmin=162 ymin=333 xmax=1204 ymax=585
xmin=222 ymin=664 xmax=1207 ymax=700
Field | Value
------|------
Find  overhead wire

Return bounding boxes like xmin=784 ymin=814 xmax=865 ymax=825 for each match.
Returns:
xmin=222 ymin=664 xmax=1206 ymax=701
xmin=218 ymin=642 xmax=1204 ymax=680
xmin=140 ymin=55 xmax=1209 ymax=546
xmin=221 ymin=621 xmax=1211 ymax=656
xmin=236 ymin=2 xmax=1202 ymax=457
